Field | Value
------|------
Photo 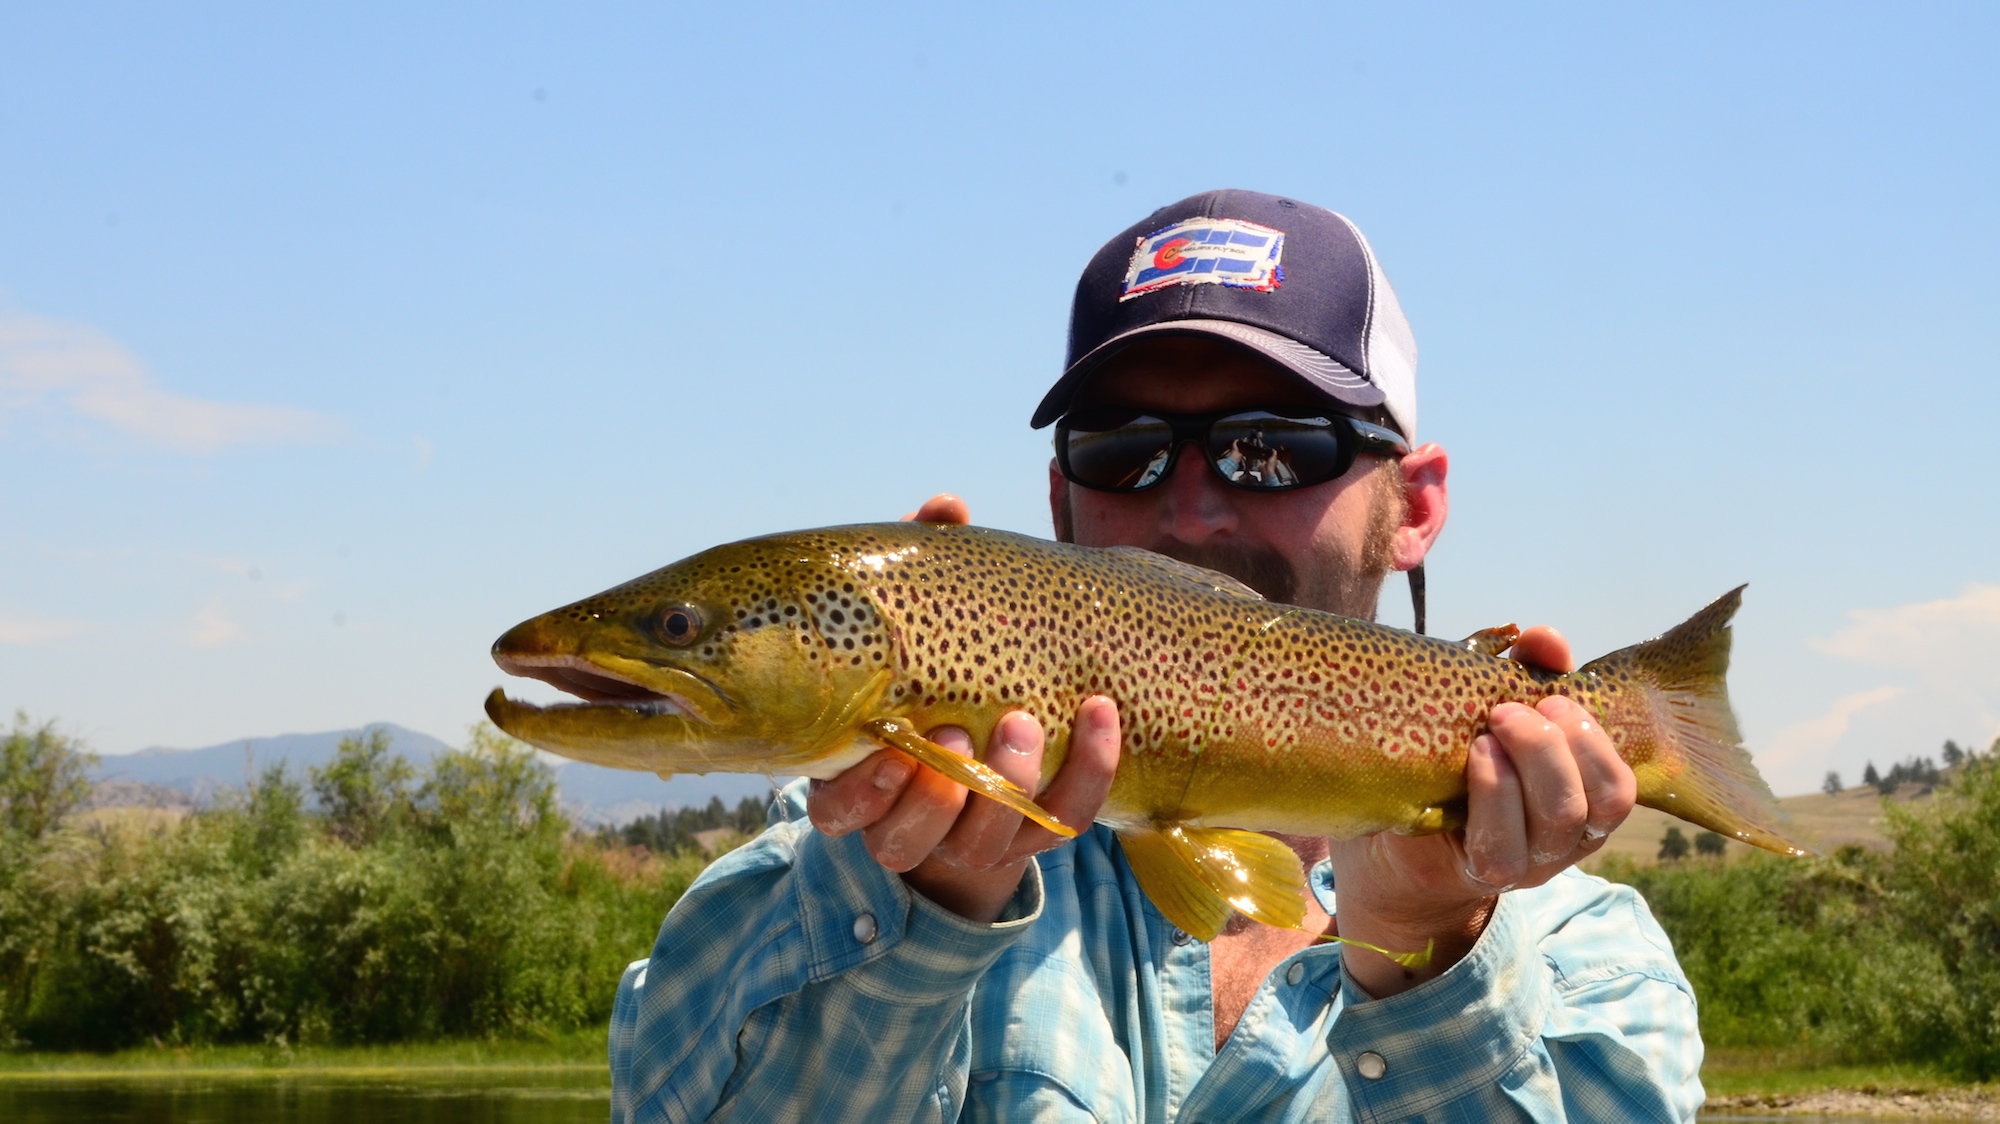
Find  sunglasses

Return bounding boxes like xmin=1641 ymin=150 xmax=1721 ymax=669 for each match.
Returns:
xmin=1055 ymin=407 xmax=1410 ymax=494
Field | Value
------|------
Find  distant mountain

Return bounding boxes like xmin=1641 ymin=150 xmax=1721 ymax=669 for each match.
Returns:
xmin=92 ymin=725 xmax=784 ymax=825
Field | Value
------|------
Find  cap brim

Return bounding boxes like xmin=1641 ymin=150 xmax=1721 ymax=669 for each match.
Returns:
xmin=1030 ymin=319 xmax=1386 ymax=429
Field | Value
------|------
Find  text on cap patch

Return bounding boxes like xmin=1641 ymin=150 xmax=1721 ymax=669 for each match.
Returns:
xmin=1120 ymin=218 xmax=1285 ymax=301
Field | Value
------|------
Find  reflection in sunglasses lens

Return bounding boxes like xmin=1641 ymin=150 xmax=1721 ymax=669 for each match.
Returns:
xmin=1208 ymin=413 xmax=1346 ymax=489
xmin=1065 ymin=417 xmax=1175 ymax=490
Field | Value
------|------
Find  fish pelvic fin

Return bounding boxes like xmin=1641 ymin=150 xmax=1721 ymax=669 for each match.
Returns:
xmin=1115 ymin=824 xmax=1306 ymax=942
xmin=862 ymin=718 xmax=1077 ymax=838
xmin=1580 ymin=585 xmax=1813 ymax=858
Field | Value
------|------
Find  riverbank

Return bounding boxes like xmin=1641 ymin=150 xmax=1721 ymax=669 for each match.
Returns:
xmin=0 ymin=1031 xmax=606 ymax=1081
xmin=6 ymin=1041 xmax=1997 ymax=1118
xmin=1700 ymin=1050 xmax=1997 ymax=1119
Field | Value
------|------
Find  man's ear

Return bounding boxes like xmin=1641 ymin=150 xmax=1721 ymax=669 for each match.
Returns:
xmin=1392 ymin=444 xmax=1448 ymax=572
xmin=1048 ymin=460 xmax=1074 ymax=542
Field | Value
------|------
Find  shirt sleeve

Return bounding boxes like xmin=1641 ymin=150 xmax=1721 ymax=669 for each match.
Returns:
xmin=608 ymin=812 xmax=1044 ymax=1124
xmin=1320 ymin=869 xmax=1704 ymax=1123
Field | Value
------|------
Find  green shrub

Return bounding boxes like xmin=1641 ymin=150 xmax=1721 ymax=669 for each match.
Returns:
xmin=1886 ymin=752 xmax=2000 ymax=1077
xmin=0 ymin=720 xmax=712 ymax=1051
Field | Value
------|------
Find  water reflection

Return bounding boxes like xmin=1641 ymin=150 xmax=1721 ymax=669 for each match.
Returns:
xmin=2 ymin=1077 xmax=1983 ymax=1124
xmin=0 ymin=1069 xmax=608 ymax=1124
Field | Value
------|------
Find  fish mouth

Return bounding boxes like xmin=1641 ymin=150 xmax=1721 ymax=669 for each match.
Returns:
xmin=489 ymin=652 xmax=729 ymax=723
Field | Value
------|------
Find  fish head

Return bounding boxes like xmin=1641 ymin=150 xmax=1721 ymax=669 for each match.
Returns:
xmin=485 ymin=535 xmax=895 ymax=776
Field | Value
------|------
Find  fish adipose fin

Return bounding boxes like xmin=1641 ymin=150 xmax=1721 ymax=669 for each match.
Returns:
xmin=1581 ymin=585 xmax=1813 ymax=857
xmin=1116 ymin=824 xmax=1307 ymax=942
xmin=1459 ymin=624 xmax=1520 ymax=658
xmin=862 ymin=718 xmax=1078 ymax=839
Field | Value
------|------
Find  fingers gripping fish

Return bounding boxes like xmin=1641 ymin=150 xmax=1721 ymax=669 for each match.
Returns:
xmin=486 ymin=523 xmax=1808 ymax=951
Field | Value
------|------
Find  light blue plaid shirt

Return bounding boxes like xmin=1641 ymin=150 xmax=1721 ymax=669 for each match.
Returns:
xmin=609 ymin=781 xmax=1703 ymax=1123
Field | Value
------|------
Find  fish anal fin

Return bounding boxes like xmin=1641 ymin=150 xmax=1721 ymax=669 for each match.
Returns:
xmin=1117 ymin=823 xmax=1307 ymax=941
xmin=1460 ymin=624 xmax=1520 ymax=658
xmin=863 ymin=718 xmax=1078 ymax=839
xmin=1117 ymin=828 xmax=1233 ymax=942
xmin=1391 ymin=797 xmax=1466 ymax=836
xmin=654 ymin=770 xmax=676 ymax=782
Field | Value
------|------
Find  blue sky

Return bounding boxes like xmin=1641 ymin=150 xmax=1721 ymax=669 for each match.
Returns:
xmin=3 ymin=2 xmax=1995 ymax=797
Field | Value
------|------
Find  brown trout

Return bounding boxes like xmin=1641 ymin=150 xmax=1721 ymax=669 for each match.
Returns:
xmin=486 ymin=522 xmax=1806 ymax=942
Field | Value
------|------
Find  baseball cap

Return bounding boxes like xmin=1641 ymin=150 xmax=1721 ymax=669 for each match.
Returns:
xmin=1031 ymin=189 xmax=1419 ymax=440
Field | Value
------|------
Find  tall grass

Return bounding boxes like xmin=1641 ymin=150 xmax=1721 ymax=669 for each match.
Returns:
xmin=0 ymin=717 xmax=706 ymax=1051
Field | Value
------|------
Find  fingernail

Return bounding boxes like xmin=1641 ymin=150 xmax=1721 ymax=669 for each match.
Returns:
xmin=1461 ymin=857 xmax=1514 ymax=893
xmin=1581 ymin=824 xmax=1611 ymax=843
xmin=874 ymin=759 xmax=913 ymax=791
xmin=997 ymin=717 xmax=1033 ymax=756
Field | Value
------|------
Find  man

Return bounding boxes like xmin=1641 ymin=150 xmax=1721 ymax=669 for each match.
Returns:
xmin=609 ymin=190 xmax=1703 ymax=1122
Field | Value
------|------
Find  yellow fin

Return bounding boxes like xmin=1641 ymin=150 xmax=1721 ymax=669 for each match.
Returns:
xmin=654 ymin=770 xmax=676 ymax=782
xmin=1116 ymin=823 xmax=1307 ymax=941
xmin=1459 ymin=624 xmax=1520 ymax=657
xmin=862 ymin=717 xmax=1078 ymax=839
xmin=1117 ymin=828 xmax=1234 ymax=941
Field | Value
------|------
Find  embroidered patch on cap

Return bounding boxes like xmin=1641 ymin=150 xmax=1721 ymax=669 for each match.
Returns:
xmin=1121 ymin=218 xmax=1285 ymax=301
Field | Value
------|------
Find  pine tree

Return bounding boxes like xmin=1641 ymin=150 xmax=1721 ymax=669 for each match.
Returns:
xmin=1823 ymin=770 xmax=1843 ymax=795
xmin=1863 ymin=761 xmax=1881 ymax=787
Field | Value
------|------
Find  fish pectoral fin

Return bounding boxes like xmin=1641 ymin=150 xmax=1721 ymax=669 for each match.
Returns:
xmin=862 ymin=718 xmax=1078 ymax=839
xmin=1116 ymin=823 xmax=1307 ymax=942
xmin=1459 ymin=624 xmax=1521 ymax=658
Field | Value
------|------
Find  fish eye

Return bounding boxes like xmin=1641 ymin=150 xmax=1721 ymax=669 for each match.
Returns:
xmin=659 ymin=606 xmax=702 ymax=646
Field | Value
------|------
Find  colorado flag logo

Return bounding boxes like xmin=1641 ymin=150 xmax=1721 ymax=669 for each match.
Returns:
xmin=1120 ymin=218 xmax=1285 ymax=300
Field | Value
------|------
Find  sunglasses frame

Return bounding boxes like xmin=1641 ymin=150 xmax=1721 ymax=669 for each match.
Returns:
xmin=1054 ymin=407 xmax=1410 ymax=494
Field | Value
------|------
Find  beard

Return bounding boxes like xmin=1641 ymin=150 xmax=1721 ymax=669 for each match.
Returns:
xmin=1055 ymin=460 xmax=1407 ymax=618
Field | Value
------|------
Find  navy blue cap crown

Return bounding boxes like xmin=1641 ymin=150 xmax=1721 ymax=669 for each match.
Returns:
xmin=1031 ymin=189 xmax=1418 ymax=438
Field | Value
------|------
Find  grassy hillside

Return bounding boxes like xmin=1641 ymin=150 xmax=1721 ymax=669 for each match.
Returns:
xmin=1585 ymin=781 xmax=1939 ymax=869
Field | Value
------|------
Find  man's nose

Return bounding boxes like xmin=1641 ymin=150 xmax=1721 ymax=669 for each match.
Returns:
xmin=1155 ymin=442 xmax=1238 ymax=545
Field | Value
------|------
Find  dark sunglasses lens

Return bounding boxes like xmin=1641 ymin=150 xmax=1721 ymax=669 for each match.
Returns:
xmin=1206 ymin=412 xmax=1349 ymax=490
xmin=1062 ymin=415 xmax=1176 ymax=490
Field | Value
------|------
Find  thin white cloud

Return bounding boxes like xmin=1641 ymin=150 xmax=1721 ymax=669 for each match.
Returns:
xmin=189 ymin=601 xmax=242 ymax=647
xmin=0 ymin=615 xmax=91 ymax=646
xmin=1810 ymin=584 xmax=2000 ymax=680
xmin=1762 ymin=685 xmax=1905 ymax=770
xmin=1761 ymin=584 xmax=2000 ymax=792
xmin=0 ymin=309 xmax=339 ymax=454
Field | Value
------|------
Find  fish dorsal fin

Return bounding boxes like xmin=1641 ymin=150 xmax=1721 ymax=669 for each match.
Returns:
xmin=1115 ymin=823 xmax=1306 ymax=942
xmin=1459 ymin=624 xmax=1520 ymax=658
xmin=1104 ymin=547 xmax=1265 ymax=601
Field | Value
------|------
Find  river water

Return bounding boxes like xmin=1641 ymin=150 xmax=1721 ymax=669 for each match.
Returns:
xmin=1 ymin=1074 xmax=1985 ymax=1123
xmin=0 ymin=1069 xmax=610 ymax=1123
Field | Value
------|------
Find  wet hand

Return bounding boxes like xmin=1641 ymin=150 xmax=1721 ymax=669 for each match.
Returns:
xmin=807 ymin=700 xmax=1120 ymax=923
xmin=1329 ymin=626 xmax=1636 ymax=997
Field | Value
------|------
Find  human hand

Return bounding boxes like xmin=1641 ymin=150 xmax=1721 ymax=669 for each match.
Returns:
xmin=807 ymin=700 xmax=1120 ymax=922
xmin=807 ymin=492 xmax=1120 ymax=923
xmin=1328 ymin=626 xmax=1637 ymax=998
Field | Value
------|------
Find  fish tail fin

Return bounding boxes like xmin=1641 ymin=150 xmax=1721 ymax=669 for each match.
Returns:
xmin=1578 ymin=586 xmax=1813 ymax=857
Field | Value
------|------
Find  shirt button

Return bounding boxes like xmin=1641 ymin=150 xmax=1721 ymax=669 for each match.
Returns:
xmin=853 ymin=913 xmax=878 ymax=945
xmin=1356 ymin=1051 xmax=1387 ymax=1080
xmin=1285 ymin=961 xmax=1306 ymax=986
xmin=1171 ymin=928 xmax=1192 ymax=946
